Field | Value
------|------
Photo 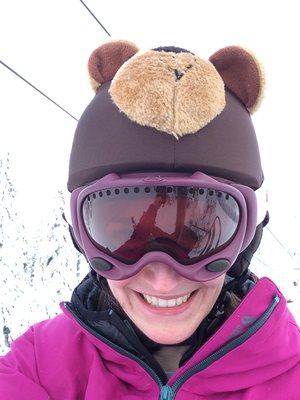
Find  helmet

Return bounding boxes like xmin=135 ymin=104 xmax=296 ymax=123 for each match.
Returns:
xmin=66 ymin=39 xmax=268 ymax=289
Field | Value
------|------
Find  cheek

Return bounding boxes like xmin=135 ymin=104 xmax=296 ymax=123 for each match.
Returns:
xmin=203 ymin=275 xmax=226 ymax=296
xmin=207 ymin=275 xmax=226 ymax=287
xmin=107 ymin=278 xmax=133 ymax=304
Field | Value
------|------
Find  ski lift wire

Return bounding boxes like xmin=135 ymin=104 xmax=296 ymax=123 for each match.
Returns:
xmin=0 ymin=60 xmax=78 ymax=122
xmin=79 ymin=0 xmax=111 ymax=36
xmin=266 ymin=226 xmax=294 ymax=260
xmin=253 ymin=255 xmax=271 ymax=268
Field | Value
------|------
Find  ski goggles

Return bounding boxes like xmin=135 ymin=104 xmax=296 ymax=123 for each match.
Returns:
xmin=70 ymin=171 xmax=257 ymax=281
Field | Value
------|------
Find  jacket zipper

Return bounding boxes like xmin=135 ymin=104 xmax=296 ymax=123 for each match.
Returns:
xmin=162 ymin=295 xmax=280 ymax=399
xmin=64 ymin=294 xmax=280 ymax=400
xmin=63 ymin=302 xmax=166 ymax=388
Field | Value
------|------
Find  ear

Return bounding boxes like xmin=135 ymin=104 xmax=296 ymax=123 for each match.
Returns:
xmin=88 ymin=39 xmax=139 ymax=91
xmin=209 ymin=46 xmax=265 ymax=114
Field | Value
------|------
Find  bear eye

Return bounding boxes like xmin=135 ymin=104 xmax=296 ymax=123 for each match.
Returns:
xmin=186 ymin=64 xmax=193 ymax=69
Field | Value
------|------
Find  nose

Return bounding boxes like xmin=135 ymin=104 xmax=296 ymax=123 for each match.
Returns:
xmin=141 ymin=262 xmax=183 ymax=293
xmin=174 ymin=69 xmax=184 ymax=81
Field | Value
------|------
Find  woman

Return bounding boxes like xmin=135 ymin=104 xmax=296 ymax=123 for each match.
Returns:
xmin=1 ymin=40 xmax=299 ymax=399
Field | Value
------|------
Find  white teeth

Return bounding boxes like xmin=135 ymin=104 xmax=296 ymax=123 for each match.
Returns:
xmin=141 ymin=292 xmax=193 ymax=308
xmin=167 ymin=299 xmax=176 ymax=307
xmin=176 ymin=297 xmax=183 ymax=306
xmin=158 ymin=298 xmax=168 ymax=307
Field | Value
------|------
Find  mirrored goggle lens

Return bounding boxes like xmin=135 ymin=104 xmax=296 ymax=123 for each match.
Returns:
xmin=82 ymin=185 xmax=240 ymax=265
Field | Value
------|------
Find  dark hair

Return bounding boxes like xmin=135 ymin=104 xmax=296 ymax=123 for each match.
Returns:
xmin=89 ymin=269 xmax=124 ymax=313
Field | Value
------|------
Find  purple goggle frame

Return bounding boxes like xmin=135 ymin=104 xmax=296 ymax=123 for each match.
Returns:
xmin=70 ymin=171 xmax=257 ymax=282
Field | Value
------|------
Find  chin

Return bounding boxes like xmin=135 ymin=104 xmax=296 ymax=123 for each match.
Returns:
xmin=144 ymin=328 xmax=193 ymax=345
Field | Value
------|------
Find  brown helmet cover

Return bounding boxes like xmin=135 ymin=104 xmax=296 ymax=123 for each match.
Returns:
xmin=68 ymin=40 xmax=265 ymax=192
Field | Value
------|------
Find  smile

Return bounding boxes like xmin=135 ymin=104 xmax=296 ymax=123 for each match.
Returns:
xmin=138 ymin=290 xmax=198 ymax=308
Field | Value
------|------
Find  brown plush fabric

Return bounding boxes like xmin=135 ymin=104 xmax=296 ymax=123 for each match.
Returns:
xmin=209 ymin=46 xmax=265 ymax=114
xmin=88 ymin=40 xmax=139 ymax=91
xmin=109 ymin=49 xmax=226 ymax=139
xmin=86 ymin=41 xmax=265 ymax=139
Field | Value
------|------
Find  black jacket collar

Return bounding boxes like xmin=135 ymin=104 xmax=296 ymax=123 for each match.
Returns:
xmin=69 ymin=271 xmax=241 ymax=380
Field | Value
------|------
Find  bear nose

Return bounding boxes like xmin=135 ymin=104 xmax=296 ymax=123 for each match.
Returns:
xmin=174 ymin=69 xmax=184 ymax=81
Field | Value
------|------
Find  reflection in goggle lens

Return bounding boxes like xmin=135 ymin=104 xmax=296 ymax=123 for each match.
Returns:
xmin=82 ymin=185 xmax=240 ymax=265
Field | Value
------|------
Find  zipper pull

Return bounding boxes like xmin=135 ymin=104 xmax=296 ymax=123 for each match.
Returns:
xmin=160 ymin=385 xmax=174 ymax=400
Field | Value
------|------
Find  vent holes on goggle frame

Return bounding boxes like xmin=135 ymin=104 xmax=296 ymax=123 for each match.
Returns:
xmin=85 ymin=187 xmax=233 ymax=201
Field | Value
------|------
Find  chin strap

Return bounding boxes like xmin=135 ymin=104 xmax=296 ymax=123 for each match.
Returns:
xmin=203 ymin=211 xmax=270 ymax=337
xmin=62 ymin=212 xmax=85 ymax=255
xmin=227 ymin=211 xmax=269 ymax=279
xmin=201 ymin=211 xmax=271 ymax=336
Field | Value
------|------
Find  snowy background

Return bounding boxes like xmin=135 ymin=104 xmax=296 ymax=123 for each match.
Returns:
xmin=0 ymin=0 xmax=299 ymax=355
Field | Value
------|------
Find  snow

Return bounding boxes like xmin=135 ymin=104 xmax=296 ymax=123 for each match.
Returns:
xmin=1 ymin=0 xmax=299 ymax=356
xmin=0 ymin=152 xmax=299 ymax=355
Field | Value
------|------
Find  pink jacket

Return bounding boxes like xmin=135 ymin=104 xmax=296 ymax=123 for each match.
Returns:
xmin=1 ymin=276 xmax=300 ymax=399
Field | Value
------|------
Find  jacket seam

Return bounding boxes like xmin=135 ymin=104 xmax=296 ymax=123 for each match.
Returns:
xmin=32 ymin=325 xmax=48 ymax=389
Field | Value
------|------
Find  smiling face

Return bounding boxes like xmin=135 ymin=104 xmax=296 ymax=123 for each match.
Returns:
xmin=107 ymin=262 xmax=225 ymax=344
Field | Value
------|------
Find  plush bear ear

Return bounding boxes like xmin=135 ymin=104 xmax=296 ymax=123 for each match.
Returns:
xmin=209 ymin=46 xmax=265 ymax=114
xmin=88 ymin=39 xmax=139 ymax=91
